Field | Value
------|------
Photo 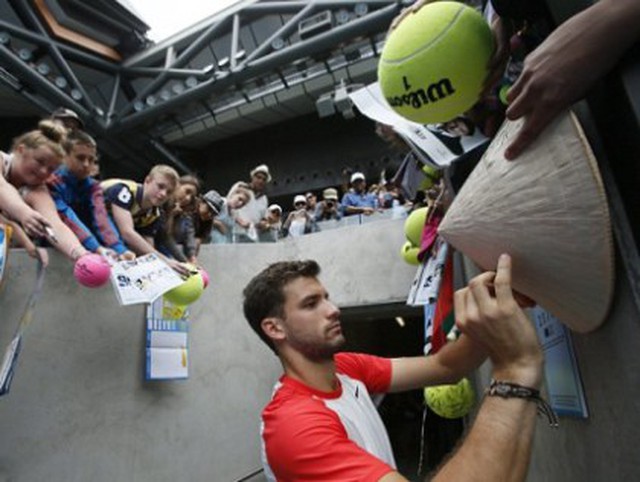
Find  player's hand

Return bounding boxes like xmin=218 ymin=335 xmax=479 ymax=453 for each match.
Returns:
xmin=454 ymin=254 xmax=542 ymax=387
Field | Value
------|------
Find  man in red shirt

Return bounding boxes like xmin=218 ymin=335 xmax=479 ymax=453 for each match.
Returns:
xmin=243 ymin=255 xmax=545 ymax=481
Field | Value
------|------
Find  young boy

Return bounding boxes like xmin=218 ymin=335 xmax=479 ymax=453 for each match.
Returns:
xmin=48 ymin=130 xmax=134 ymax=260
xmin=101 ymin=165 xmax=188 ymax=273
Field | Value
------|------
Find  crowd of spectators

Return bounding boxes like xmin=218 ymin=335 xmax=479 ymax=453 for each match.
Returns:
xmin=0 ymin=108 xmax=421 ymax=275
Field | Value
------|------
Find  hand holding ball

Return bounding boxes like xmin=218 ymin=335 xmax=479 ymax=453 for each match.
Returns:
xmin=74 ymin=253 xmax=111 ymax=288
xmin=379 ymin=1 xmax=493 ymax=123
xmin=164 ymin=268 xmax=204 ymax=306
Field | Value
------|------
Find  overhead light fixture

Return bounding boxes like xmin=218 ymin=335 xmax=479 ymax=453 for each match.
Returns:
xmin=171 ymin=83 xmax=185 ymax=95
xmin=354 ymin=3 xmax=369 ymax=16
xmin=185 ymin=75 xmax=198 ymax=88
xmin=54 ymin=76 xmax=67 ymax=89
xmin=18 ymin=48 xmax=32 ymax=61
xmin=36 ymin=62 xmax=50 ymax=75
xmin=271 ymin=37 xmax=285 ymax=50
xmin=335 ymin=9 xmax=350 ymax=24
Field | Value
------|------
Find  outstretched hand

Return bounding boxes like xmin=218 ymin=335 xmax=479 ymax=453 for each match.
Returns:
xmin=503 ymin=0 xmax=640 ymax=159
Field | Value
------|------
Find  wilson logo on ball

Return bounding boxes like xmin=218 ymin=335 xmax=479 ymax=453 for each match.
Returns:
xmin=386 ymin=76 xmax=456 ymax=110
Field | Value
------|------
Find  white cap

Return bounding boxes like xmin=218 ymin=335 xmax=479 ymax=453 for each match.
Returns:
xmin=350 ymin=172 xmax=365 ymax=183
xmin=250 ymin=164 xmax=272 ymax=182
xmin=293 ymin=194 xmax=307 ymax=206
xmin=268 ymin=204 xmax=282 ymax=214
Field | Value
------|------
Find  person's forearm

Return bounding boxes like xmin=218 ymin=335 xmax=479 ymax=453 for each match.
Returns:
xmin=432 ymin=393 xmax=537 ymax=482
xmin=122 ymin=229 xmax=155 ymax=255
xmin=389 ymin=335 xmax=486 ymax=392
xmin=576 ymin=0 xmax=640 ymax=71
xmin=0 ymin=184 xmax=35 ymax=224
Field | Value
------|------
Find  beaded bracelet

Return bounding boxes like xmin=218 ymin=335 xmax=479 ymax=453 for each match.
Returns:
xmin=486 ymin=379 xmax=559 ymax=428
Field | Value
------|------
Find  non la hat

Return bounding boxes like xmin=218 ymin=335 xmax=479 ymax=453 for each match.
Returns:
xmin=293 ymin=194 xmax=306 ymax=205
xmin=250 ymin=164 xmax=272 ymax=183
xmin=350 ymin=172 xmax=365 ymax=183
xmin=322 ymin=187 xmax=338 ymax=200
xmin=438 ymin=112 xmax=614 ymax=333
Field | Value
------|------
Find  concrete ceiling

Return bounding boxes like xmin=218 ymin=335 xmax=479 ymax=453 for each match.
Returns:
xmin=0 ymin=0 xmax=405 ymax=176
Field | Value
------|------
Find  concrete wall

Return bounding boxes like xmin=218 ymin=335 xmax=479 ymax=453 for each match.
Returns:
xmin=2 ymin=217 xmax=640 ymax=482
xmin=0 ymin=219 xmax=415 ymax=482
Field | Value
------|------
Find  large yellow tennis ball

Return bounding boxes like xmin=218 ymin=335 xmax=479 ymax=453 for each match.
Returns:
xmin=404 ymin=207 xmax=429 ymax=246
xmin=378 ymin=1 xmax=493 ymax=124
xmin=424 ymin=377 xmax=475 ymax=419
xmin=164 ymin=269 xmax=204 ymax=306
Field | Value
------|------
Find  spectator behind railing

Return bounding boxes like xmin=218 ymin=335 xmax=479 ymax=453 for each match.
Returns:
xmin=0 ymin=120 xmax=91 ymax=265
xmin=341 ymin=172 xmax=380 ymax=217
xmin=48 ymin=129 xmax=135 ymax=261
xmin=212 ymin=182 xmax=253 ymax=244
xmin=233 ymin=164 xmax=272 ymax=243
xmin=261 ymin=204 xmax=283 ymax=242
xmin=194 ymin=190 xmax=223 ymax=255
xmin=282 ymin=195 xmax=317 ymax=238
xmin=304 ymin=191 xmax=317 ymax=217
xmin=313 ymin=187 xmax=342 ymax=222
xmin=155 ymin=174 xmax=201 ymax=264
xmin=101 ymin=165 xmax=190 ymax=275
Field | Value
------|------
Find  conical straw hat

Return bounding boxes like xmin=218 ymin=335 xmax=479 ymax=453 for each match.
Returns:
xmin=438 ymin=111 xmax=614 ymax=332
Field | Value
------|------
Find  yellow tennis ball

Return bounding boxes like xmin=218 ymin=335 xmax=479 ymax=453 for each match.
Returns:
xmin=378 ymin=1 xmax=494 ymax=124
xmin=424 ymin=377 xmax=475 ymax=419
xmin=164 ymin=269 xmax=204 ymax=306
xmin=404 ymin=206 xmax=429 ymax=246
xmin=401 ymin=241 xmax=421 ymax=265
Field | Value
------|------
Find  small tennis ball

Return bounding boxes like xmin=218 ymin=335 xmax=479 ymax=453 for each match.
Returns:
xmin=420 ymin=164 xmax=442 ymax=191
xmin=401 ymin=241 xmax=421 ymax=265
xmin=379 ymin=1 xmax=493 ymax=123
xmin=199 ymin=268 xmax=210 ymax=289
xmin=404 ymin=207 xmax=429 ymax=246
xmin=424 ymin=377 xmax=475 ymax=419
xmin=164 ymin=269 xmax=204 ymax=306
xmin=73 ymin=253 xmax=111 ymax=288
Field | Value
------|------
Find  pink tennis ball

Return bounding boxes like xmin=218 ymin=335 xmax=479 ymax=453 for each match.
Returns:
xmin=73 ymin=253 xmax=111 ymax=288
xmin=199 ymin=268 xmax=210 ymax=289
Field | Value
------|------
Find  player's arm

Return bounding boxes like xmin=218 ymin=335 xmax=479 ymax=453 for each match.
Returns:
xmin=388 ymin=334 xmax=486 ymax=392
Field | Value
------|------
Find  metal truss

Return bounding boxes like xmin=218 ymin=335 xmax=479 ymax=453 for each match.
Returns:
xmin=0 ymin=0 xmax=407 ymax=174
